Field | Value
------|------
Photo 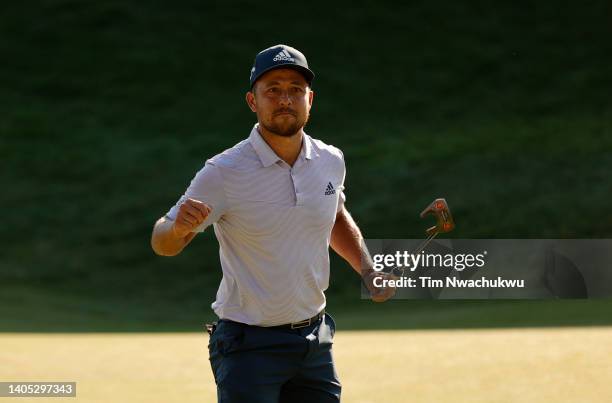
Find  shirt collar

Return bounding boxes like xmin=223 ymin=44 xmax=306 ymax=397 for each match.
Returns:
xmin=249 ymin=124 xmax=281 ymax=167
xmin=302 ymin=131 xmax=318 ymax=160
xmin=249 ymin=123 xmax=319 ymax=167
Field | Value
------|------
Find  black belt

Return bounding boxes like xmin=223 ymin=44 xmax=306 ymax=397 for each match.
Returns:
xmin=270 ymin=309 xmax=325 ymax=330
xmin=210 ymin=310 xmax=325 ymax=333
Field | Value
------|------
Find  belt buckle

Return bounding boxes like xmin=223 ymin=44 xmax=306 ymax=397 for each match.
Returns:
xmin=290 ymin=318 xmax=311 ymax=329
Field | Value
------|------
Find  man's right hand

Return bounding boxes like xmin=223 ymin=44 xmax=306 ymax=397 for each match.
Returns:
xmin=172 ymin=198 xmax=212 ymax=238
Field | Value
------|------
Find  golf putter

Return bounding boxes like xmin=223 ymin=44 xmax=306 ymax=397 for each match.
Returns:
xmin=413 ymin=198 xmax=455 ymax=255
xmin=391 ymin=198 xmax=455 ymax=276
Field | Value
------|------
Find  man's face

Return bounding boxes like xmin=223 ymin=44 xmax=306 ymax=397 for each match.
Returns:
xmin=246 ymin=68 xmax=314 ymax=137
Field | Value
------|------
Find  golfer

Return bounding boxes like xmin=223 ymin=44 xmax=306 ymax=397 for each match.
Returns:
xmin=151 ymin=44 xmax=396 ymax=402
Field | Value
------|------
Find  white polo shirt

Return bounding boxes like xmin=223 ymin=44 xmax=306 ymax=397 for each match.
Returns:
xmin=166 ymin=124 xmax=346 ymax=326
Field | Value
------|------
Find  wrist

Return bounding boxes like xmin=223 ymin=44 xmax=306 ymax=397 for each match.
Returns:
xmin=361 ymin=270 xmax=379 ymax=288
xmin=360 ymin=265 xmax=375 ymax=278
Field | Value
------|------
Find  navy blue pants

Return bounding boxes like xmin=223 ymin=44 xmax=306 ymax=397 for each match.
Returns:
xmin=208 ymin=313 xmax=341 ymax=402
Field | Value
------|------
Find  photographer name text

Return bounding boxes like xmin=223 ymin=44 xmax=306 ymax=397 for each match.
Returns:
xmin=374 ymin=276 xmax=525 ymax=288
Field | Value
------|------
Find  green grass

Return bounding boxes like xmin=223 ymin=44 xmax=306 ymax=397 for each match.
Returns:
xmin=1 ymin=0 xmax=611 ymax=331
xmin=2 ymin=284 xmax=612 ymax=332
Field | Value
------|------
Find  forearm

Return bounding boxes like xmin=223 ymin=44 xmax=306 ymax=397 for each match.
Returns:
xmin=331 ymin=207 xmax=397 ymax=302
xmin=151 ymin=216 xmax=197 ymax=256
xmin=330 ymin=207 xmax=373 ymax=275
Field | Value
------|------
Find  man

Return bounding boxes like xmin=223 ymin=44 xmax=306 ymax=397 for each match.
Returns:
xmin=151 ymin=44 xmax=396 ymax=403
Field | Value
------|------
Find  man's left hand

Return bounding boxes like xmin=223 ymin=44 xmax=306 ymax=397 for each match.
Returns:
xmin=361 ymin=269 xmax=398 ymax=302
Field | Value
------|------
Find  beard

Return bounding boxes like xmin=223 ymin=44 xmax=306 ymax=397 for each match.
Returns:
xmin=260 ymin=110 xmax=310 ymax=137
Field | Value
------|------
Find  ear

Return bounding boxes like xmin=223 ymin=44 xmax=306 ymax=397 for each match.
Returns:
xmin=245 ymin=91 xmax=257 ymax=112
xmin=307 ymin=89 xmax=314 ymax=109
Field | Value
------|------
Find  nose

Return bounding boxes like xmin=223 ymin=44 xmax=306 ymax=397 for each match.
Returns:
xmin=278 ymin=90 xmax=292 ymax=106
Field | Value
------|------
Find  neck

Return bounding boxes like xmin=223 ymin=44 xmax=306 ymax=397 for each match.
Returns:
xmin=257 ymin=125 xmax=304 ymax=167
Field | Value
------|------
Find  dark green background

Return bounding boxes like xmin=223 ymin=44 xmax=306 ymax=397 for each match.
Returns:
xmin=2 ymin=1 xmax=611 ymax=331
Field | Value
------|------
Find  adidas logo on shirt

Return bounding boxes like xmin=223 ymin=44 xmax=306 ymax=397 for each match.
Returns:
xmin=324 ymin=182 xmax=336 ymax=195
xmin=273 ymin=50 xmax=295 ymax=62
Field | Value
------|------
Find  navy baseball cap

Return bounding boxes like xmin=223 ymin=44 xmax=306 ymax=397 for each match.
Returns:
xmin=249 ymin=44 xmax=315 ymax=88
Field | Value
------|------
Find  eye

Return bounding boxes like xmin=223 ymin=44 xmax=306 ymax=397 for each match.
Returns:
xmin=292 ymin=87 xmax=305 ymax=93
xmin=267 ymin=87 xmax=279 ymax=93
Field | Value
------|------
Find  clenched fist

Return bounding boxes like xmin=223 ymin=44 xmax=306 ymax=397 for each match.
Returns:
xmin=172 ymin=198 xmax=212 ymax=238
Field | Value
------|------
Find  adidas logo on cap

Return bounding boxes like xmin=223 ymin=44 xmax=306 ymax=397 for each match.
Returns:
xmin=273 ymin=49 xmax=295 ymax=62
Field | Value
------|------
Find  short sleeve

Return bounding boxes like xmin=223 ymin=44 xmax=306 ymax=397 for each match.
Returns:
xmin=336 ymin=187 xmax=346 ymax=213
xmin=336 ymin=150 xmax=347 ymax=214
xmin=165 ymin=162 xmax=227 ymax=232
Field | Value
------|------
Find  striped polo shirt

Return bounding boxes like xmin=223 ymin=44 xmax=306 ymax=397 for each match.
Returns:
xmin=166 ymin=124 xmax=346 ymax=326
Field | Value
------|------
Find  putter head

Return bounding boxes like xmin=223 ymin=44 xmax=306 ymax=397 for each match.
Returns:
xmin=420 ymin=198 xmax=455 ymax=236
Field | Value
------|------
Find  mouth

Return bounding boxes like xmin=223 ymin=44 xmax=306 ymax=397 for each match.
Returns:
xmin=274 ymin=111 xmax=296 ymax=117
